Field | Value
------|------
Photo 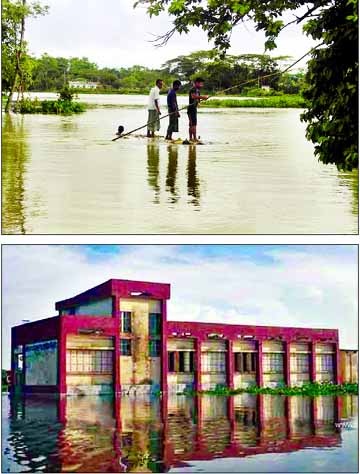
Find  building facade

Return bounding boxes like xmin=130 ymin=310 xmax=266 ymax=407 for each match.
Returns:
xmin=11 ymin=279 xmax=350 ymax=396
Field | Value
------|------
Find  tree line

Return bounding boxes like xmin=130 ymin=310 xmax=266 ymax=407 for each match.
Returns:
xmin=5 ymin=51 xmax=304 ymax=95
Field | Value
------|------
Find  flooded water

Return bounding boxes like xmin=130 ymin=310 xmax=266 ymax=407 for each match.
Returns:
xmin=1 ymin=394 xmax=358 ymax=472
xmin=2 ymin=94 xmax=358 ymax=234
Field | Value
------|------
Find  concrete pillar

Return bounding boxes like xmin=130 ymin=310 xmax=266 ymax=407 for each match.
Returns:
xmin=195 ymin=338 xmax=202 ymax=392
xmin=311 ymin=341 xmax=317 ymax=383
xmin=161 ymin=299 xmax=168 ymax=394
xmin=334 ymin=341 xmax=341 ymax=384
xmin=59 ymin=318 xmax=67 ymax=395
xmin=227 ymin=339 xmax=234 ymax=389
xmin=114 ymin=295 xmax=121 ymax=395
xmin=285 ymin=340 xmax=291 ymax=386
xmin=257 ymin=340 xmax=263 ymax=387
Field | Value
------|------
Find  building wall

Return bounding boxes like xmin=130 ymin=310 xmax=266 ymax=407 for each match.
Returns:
xmin=315 ymin=343 xmax=336 ymax=382
xmin=66 ymin=334 xmax=114 ymax=395
xmin=340 ymin=350 xmax=358 ymax=383
xmin=119 ymin=298 xmax=161 ymax=386
xmin=289 ymin=342 xmax=311 ymax=386
xmin=233 ymin=340 xmax=257 ymax=388
xmin=25 ymin=340 xmax=58 ymax=386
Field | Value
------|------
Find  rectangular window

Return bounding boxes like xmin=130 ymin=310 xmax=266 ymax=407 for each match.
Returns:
xmin=149 ymin=313 xmax=161 ymax=336
xmin=263 ymin=353 xmax=284 ymax=373
xmin=120 ymin=339 xmax=132 ymax=356
xmin=149 ymin=340 xmax=161 ymax=357
xmin=234 ymin=352 xmax=257 ymax=373
xmin=290 ymin=353 xmax=310 ymax=373
xmin=168 ymin=351 xmax=175 ymax=372
xmin=201 ymin=352 xmax=226 ymax=373
xmin=121 ymin=311 xmax=132 ymax=333
xmin=67 ymin=350 xmax=112 ymax=373
xmin=317 ymin=354 xmax=334 ymax=372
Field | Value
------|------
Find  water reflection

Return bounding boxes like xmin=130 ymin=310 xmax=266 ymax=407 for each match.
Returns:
xmin=146 ymin=143 xmax=201 ymax=208
xmin=2 ymin=394 xmax=357 ymax=473
xmin=2 ymin=114 xmax=28 ymax=234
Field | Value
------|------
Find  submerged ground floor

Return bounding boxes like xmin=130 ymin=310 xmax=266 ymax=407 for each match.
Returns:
xmin=11 ymin=279 xmax=358 ymax=396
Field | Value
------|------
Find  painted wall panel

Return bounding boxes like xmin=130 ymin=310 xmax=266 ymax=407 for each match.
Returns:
xmin=201 ymin=340 xmax=226 ymax=352
xmin=263 ymin=341 xmax=284 ymax=352
xmin=150 ymin=357 xmax=161 ymax=385
xmin=66 ymin=335 xmax=114 ymax=350
xmin=62 ymin=297 xmax=113 ymax=316
xmin=120 ymin=356 xmax=134 ymax=384
xmin=290 ymin=343 xmax=310 ymax=353
xmin=234 ymin=373 xmax=257 ymax=389
xmin=168 ymin=338 xmax=195 ymax=351
xmin=233 ymin=340 xmax=257 ymax=352
xmin=316 ymin=343 xmax=335 ymax=353
xmin=25 ymin=340 xmax=58 ymax=385
xmin=66 ymin=374 xmax=112 ymax=385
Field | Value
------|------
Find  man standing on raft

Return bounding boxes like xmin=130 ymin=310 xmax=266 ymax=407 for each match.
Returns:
xmin=147 ymin=78 xmax=163 ymax=138
xmin=165 ymin=80 xmax=181 ymax=141
xmin=187 ymin=77 xmax=209 ymax=142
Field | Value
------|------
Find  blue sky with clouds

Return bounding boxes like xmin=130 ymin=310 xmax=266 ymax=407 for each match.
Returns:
xmin=2 ymin=245 xmax=357 ymax=368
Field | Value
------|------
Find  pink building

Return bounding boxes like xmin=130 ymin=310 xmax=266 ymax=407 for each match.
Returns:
xmin=11 ymin=279 xmax=342 ymax=395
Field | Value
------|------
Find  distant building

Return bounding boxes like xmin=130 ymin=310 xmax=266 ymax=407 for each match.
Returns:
xmin=10 ymin=279 xmax=356 ymax=396
xmin=261 ymin=85 xmax=271 ymax=91
xmin=340 ymin=350 xmax=358 ymax=383
xmin=68 ymin=80 xmax=99 ymax=89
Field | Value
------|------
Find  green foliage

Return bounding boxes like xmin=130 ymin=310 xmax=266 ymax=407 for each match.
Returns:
xmin=136 ymin=0 xmax=358 ymax=170
xmin=2 ymin=0 xmax=48 ymax=93
xmin=58 ymin=85 xmax=75 ymax=101
xmin=202 ymin=95 xmax=306 ymax=108
xmin=17 ymin=96 xmax=85 ymax=115
xmin=301 ymin=0 xmax=358 ymax=171
xmin=182 ymin=382 xmax=359 ymax=397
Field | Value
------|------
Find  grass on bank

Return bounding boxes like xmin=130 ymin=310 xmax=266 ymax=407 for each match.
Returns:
xmin=202 ymin=95 xmax=307 ymax=108
xmin=179 ymin=382 xmax=358 ymax=397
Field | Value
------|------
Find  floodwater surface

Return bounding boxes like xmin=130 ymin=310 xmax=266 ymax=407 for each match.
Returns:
xmin=1 ymin=394 xmax=358 ymax=472
xmin=2 ymin=94 xmax=358 ymax=234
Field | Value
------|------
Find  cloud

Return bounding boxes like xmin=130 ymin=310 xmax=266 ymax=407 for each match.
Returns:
xmin=25 ymin=0 xmax=316 ymax=68
xmin=2 ymin=245 xmax=357 ymax=368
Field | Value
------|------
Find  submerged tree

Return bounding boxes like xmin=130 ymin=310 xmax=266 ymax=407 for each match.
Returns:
xmin=135 ymin=0 xmax=358 ymax=170
xmin=2 ymin=0 xmax=48 ymax=112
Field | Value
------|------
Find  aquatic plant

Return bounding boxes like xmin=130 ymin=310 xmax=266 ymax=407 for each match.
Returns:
xmin=16 ymin=96 xmax=85 ymax=115
xmin=181 ymin=381 xmax=358 ymax=397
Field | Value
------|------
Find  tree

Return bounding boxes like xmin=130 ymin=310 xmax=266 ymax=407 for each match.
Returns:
xmin=2 ymin=0 xmax=48 ymax=112
xmin=135 ymin=0 xmax=358 ymax=170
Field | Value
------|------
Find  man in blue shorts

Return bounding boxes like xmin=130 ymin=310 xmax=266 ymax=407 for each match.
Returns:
xmin=165 ymin=80 xmax=181 ymax=141
xmin=187 ymin=77 xmax=209 ymax=142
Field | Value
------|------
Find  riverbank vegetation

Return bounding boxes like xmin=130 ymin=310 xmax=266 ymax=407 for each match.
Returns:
xmin=15 ymin=87 xmax=85 ymax=115
xmin=17 ymin=51 xmax=305 ymax=96
xmin=181 ymin=382 xmax=359 ymax=397
xmin=203 ymin=95 xmax=306 ymax=108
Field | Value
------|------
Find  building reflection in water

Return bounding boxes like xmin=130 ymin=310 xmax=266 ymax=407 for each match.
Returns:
xmin=146 ymin=143 xmax=200 ymax=208
xmin=4 ymin=394 xmax=354 ymax=473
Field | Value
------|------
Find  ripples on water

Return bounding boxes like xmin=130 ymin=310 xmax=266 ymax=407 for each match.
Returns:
xmin=1 ymin=394 xmax=358 ymax=473
xmin=2 ymin=97 xmax=358 ymax=234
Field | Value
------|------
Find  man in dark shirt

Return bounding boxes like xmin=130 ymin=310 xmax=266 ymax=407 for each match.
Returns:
xmin=187 ymin=77 xmax=209 ymax=142
xmin=165 ymin=80 xmax=181 ymax=141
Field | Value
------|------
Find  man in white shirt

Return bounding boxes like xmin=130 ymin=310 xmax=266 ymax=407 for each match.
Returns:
xmin=147 ymin=79 xmax=164 ymax=138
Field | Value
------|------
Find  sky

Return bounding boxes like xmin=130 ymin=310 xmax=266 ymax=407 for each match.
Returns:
xmin=25 ymin=0 xmax=316 ymax=69
xmin=2 ymin=245 xmax=358 ymax=368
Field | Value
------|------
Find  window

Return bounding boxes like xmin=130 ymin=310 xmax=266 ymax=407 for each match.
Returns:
xmin=234 ymin=352 xmax=257 ymax=373
xmin=120 ymin=339 xmax=132 ymax=356
xmin=67 ymin=350 xmax=112 ymax=373
xmin=149 ymin=340 xmax=161 ymax=357
xmin=201 ymin=352 xmax=226 ymax=373
xmin=290 ymin=353 xmax=310 ymax=373
xmin=168 ymin=351 xmax=195 ymax=372
xmin=317 ymin=354 xmax=334 ymax=372
xmin=149 ymin=313 xmax=161 ymax=336
xmin=263 ymin=353 xmax=284 ymax=373
xmin=121 ymin=311 xmax=132 ymax=333
xmin=168 ymin=351 xmax=176 ymax=372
